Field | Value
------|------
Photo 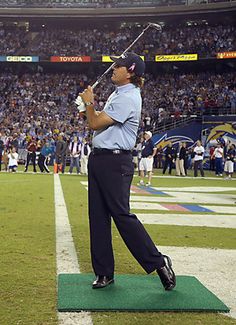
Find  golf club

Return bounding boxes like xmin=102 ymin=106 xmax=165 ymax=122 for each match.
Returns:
xmin=75 ymin=22 xmax=162 ymax=112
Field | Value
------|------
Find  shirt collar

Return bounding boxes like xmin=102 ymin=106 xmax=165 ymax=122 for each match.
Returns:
xmin=115 ymin=83 xmax=136 ymax=94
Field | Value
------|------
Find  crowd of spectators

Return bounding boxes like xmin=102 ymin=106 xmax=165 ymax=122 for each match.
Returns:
xmin=0 ymin=0 xmax=231 ymax=8
xmin=0 ymin=28 xmax=29 ymax=55
xmin=0 ymin=23 xmax=235 ymax=59
xmin=0 ymin=71 xmax=235 ymax=150
xmin=0 ymin=0 xmax=187 ymax=8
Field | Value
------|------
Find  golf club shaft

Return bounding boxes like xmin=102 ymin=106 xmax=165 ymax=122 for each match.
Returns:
xmin=91 ymin=23 xmax=160 ymax=89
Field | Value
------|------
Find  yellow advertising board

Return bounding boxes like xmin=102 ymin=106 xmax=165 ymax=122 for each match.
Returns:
xmin=155 ymin=54 xmax=198 ymax=62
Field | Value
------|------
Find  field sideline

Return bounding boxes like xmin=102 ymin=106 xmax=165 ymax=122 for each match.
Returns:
xmin=0 ymin=170 xmax=236 ymax=325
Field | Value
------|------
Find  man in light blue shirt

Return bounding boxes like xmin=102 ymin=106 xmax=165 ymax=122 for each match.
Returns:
xmin=79 ymin=52 xmax=176 ymax=291
xmin=93 ymin=83 xmax=141 ymax=150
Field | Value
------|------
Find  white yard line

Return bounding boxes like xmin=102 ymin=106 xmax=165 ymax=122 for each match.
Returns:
xmin=158 ymin=246 xmax=236 ymax=319
xmin=201 ymin=206 xmax=236 ymax=214
xmin=54 ymin=174 xmax=93 ymax=325
xmin=150 ymin=175 xmax=236 ymax=181
xmin=138 ymin=213 xmax=236 ymax=228
xmin=152 ymin=187 xmax=236 ymax=192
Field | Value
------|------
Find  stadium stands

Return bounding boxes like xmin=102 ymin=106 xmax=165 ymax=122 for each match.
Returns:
xmin=0 ymin=71 xmax=235 ymax=147
xmin=0 ymin=0 xmax=187 ymax=8
xmin=0 ymin=23 xmax=234 ymax=58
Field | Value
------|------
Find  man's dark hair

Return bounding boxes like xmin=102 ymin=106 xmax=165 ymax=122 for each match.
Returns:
xmin=130 ymin=75 xmax=144 ymax=88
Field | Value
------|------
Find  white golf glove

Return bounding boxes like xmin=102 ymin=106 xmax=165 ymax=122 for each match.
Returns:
xmin=75 ymin=95 xmax=86 ymax=113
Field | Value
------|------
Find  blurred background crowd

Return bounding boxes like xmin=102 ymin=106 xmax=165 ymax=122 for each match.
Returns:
xmin=0 ymin=23 xmax=235 ymax=58
xmin=0 ymin=71 xmax=235 ymax=141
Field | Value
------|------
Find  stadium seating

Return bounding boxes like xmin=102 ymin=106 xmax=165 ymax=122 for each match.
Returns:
xmin=0 ymin=24 xmax=235 ymax=58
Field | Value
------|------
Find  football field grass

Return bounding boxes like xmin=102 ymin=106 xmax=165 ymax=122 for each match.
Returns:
xmin=0 ymin=170 xmax=236 ymax=324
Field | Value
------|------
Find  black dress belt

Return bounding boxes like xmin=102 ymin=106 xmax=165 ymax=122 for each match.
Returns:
xmin=92 ymin=148 xmax=131 ymax=155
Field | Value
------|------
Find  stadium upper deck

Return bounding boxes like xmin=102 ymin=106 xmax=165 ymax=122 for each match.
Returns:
xmin=0 ymin=22 xmax=235 ymax=59
xmin=0 ymin=0 xmax=234 ymax=8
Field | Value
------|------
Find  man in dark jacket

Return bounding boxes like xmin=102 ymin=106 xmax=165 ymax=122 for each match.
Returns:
xmin=138 ymin=131 xmax=156 ymax=186
xmin=24 ymin=137 xmax=37 ymax=172
xmin=55 ymin=135 xmax=68 ymax=174
xmin=163 ymin=142 xmax=175 ymax=175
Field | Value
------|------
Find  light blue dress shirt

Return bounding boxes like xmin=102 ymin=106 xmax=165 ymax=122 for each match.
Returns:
xmin=92 ymin=83 xmax=141 ymax=150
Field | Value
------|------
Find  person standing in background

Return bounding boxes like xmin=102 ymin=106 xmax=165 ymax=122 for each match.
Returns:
xmin=193 ymin=140 xmax=205 ymax=177
xmin=24 ymin=137 xmax=37 ymax=173
xmin=209 ymin=146 xmax=215 ymax=171
xmin=80 ymin=138 xmax=91 ymax=175
xmin=138 ymin=131 xmax=156 ymax=186
xmin=163 ymin=142 xmax=175 ymax=175
xmin=2 ymin=148 xmax=9 ymax=171
xmin=224 ymin=143 xmax=235 ymax=179
xmin=156 ymin=145 xmax=164 ymax=169
xmin=55 ymin=134 xmax=68 ymax=174
xmin=68 ymin=136 xmax=81 ymax=174
xmin=175 ymin=142 xmax=186 ymax=176
xmin=38 ymin=140 xmax=52 ymax=173
xmin=213 ymin=143 xmax=224 ymax=176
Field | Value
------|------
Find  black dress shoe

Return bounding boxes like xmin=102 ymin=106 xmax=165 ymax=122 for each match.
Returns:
xmin=92 ymin=275 xmax=114 ymax=289
xmin=157 ymin=255 xmax=176 ymax=291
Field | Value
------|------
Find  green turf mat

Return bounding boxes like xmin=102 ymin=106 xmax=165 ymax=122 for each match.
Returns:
xmin=58 ymin=274 xmax=230 ymax=312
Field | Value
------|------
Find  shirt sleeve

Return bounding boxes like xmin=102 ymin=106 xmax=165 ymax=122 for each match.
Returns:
xmin=104 ymin=93 xmax=134 ymax=124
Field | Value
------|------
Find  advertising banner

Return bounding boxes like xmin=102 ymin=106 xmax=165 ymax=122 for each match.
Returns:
xmin=153 ymin=122 xmax=202 ymax=149
xmin=0 ymin=56 xmax=39 ymax=62
xmin=217 ymin=52 xmax=236 ymax=59
xmin=155 ymin=54 xmax=198 ymax=62
xmin=50 ymin=56 xmax=91 ymax=62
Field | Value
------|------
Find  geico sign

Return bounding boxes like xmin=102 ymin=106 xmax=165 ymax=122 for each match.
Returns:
xmin=6 ymin=56 xmax=33 ymax=62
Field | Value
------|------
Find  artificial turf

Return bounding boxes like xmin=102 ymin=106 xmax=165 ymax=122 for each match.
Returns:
xmin=0 ymin=171 xmax=235 ymax=324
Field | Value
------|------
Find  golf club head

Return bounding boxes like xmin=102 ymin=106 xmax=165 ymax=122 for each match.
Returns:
xmin=148 ymin=23 xmax=162 ymax=31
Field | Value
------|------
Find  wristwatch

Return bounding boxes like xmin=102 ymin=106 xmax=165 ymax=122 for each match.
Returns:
xmin=84 ymin=101 xmax=94 ymax=106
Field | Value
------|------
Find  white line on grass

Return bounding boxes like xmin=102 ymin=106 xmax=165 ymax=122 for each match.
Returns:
xmin=139 ymin=213 xmax=236 ymax=228
xmin=151 ymin=187 xmax=236 ymax=192
xmin=150 ymin=175 xmax=236 ymax=181
xmin=54 ymin=174 xmax=93 ymax=325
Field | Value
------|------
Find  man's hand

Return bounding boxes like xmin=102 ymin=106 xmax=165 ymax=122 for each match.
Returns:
xmin=79 ymin=86 xmax=94 ymax=105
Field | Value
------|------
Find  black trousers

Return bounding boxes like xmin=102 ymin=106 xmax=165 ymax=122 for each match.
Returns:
xmin=88 ymin=151 xmax=164 ymax=277
xmin=25 ymin=152 xmax=37 ymax=172
xmin=163 ymin=158 xmax=173 ymax=174
xmin=38 ymin=154 xmax=50 ymax=173
xmin=0 ymin=153 xmax=2 ymax=171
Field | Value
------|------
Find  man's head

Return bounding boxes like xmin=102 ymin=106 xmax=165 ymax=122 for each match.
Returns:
xmin=196 ymin=140 xmax=201 ymax=146
xmin=110 ymin=52 xmax=145 ymax=86
xmin=144 ymin=131 xmax=152 ymax=139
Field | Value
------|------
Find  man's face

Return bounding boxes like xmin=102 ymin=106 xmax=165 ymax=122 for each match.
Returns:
xmin=111 ymin=64 xmax=131 ymax=86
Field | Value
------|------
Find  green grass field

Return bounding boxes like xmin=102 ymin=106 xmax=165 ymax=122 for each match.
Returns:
xmin=0 ymin=170 xmax=236 ymax=325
